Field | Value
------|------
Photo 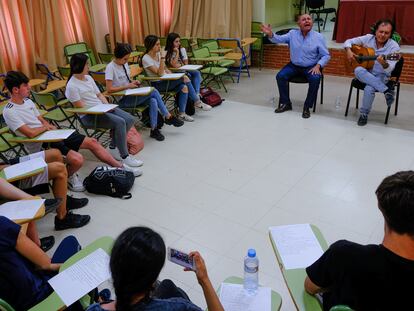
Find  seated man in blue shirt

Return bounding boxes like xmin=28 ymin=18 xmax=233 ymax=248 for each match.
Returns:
xmin=261 ymin=14 xmax=330 ymax=118
xmin=344 ymin=19 xmax=400 ymax=126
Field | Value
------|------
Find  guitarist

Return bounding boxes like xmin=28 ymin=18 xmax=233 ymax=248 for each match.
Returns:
xmin=344 ymin=19 xmax=400 ymax=126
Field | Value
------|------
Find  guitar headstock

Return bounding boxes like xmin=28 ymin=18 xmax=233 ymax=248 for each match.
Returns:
xmin=385 ymin=53 xmax=401 ymax=61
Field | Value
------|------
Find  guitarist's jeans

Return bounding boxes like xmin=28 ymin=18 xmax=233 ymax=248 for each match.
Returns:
xmin=354 ymin=66 xmax=389 ymax=115
xmin=276 ymin=62 xmax=321 ymax=109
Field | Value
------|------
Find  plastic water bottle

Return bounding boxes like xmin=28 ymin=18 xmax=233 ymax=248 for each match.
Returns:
xmin=335 ymin=96 xmax=341 ymax=110
xmin=244 ymin=248 xmax=259 ymax=295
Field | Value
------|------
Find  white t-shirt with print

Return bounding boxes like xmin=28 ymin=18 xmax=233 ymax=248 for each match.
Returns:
xmin=142 ymin=53 xmax=163 ymax=78
xmin=3 ymin=99 xmax=43 ymax=153
xmin=105 ymin=61 xmax=131 ymax=88
xmin=65 ymin=75 xmax=102 ymax=108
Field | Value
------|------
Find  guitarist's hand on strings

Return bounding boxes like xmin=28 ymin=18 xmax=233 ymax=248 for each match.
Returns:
xmin=345 ymin=48 xmax=357 ymax=63
xmin=308 ymin=64 xmax=321 ymax=75
xmin=377 ymin=55 xmax=389 ymax=69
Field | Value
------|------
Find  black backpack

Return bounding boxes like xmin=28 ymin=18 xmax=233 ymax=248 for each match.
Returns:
xmin=83 ymin=166 xmax=135 ymax=199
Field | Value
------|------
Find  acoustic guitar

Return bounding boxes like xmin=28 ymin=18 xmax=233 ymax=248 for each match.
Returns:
xmin=349 ymin=45 xmax=401 ymax=70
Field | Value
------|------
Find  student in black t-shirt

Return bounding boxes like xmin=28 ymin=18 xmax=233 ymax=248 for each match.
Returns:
xmin=305 ymin=171 xmax=414 ymax=310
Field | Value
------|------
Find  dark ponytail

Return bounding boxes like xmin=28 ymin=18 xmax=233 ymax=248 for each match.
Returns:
xmin=165 ymin=33 xmax=183 ymax=67
xmin=110 ymin=227 xmax=166 ymax=311
xmin=140 ymin=35 xmax=159 ymax=67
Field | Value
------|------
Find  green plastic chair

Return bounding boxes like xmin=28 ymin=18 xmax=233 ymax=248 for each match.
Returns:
xmin=330 ymin=305 xmax=354 ymax=311
xmin=57 ymin=66 xmax=71 ymax=80
xmin=29 ymin=236 xmax=114 ymax=311
xmin=98 ymin=52 xmax=114 ymax=64
xmin=0 ymin=127 xmax=27 ymax=162
xmin=197 ymin=38 xmax=213 ymax=48
xmin=159 ymin=37 xmax=167 ymax=47
xmin=251 ymin=21 xmax=262 ymax=33
xmin=135 ymin=45 xmax=146 ymax=53
xmin=192 ymin=47 xmax=230 ymax=92
xmin=31 ymin=91 xmax=76 ymax=129
xmin=251 ymin=32 xmax=264 ymax=70
xmin=64 ymin=42 xmax=98 ymax=66
xmin=179 ymin=38 xmax=193 ymax=58
xmin=0 ymin=298 xmax=15 ymax=311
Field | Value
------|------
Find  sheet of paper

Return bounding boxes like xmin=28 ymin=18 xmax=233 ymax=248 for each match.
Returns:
xmin=269 ymin=224 xmax=324 ymax=270
xmin=36 ymin=129 xmax=75 ymax=141
xmin=219 ymin=283 xmax=271 ymax=311
xmin=161 ymin=73 xmax=184 ymax=79
xmin=3 ymin=157 xmax=47 ymax=180
xmin=125 ymin=87 xmax=152 ymax=96
xmin=87 ymin=104 xmax=118 ymax=113
xmin=0 ymin=199 xmax=45 ymax=220
xmin=179 ymin=64 xmax=202 ymax=70
xmin=48 ymin=248 xmax=111 ymax=307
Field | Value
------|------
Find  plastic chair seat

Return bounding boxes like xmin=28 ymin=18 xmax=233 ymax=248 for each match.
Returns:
xmin=0 ymin=132 xmax=19 ymax=152
xmin=218 ymin=59 xmax=236 ymax=67
xmin=43 ymin=109 xmax=74 ymax=122
xmin=201 ymin=67 xmax=228 ymax=76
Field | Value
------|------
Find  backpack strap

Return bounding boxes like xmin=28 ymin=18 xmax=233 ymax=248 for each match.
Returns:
xmin=122 ymin=64 xmax=132 ymax=83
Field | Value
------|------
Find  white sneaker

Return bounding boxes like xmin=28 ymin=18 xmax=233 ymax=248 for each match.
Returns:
xmin=179 ymin=112 xmax=194 ymax=122
xmin=108 ymin=147 xmax=122 ymax=161
xmin=122 ymin=164 xmax=143 ymax=177
xmin=68 ymin=174 xmax=85 ymax=192
xmin=195 ymin=101 xmax=212 ymax=111
xmin=122 ymin=155 xmax=144 ymax=167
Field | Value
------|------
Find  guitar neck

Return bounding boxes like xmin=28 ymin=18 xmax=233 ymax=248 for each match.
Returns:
xmin=357 ymin=55 xmax=398 ymax=61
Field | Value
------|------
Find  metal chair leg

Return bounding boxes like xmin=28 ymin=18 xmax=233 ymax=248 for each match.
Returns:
xmin=395 ymin=83 xmax=400 ymax=115
xmin=385 ymin=105 xmax=391 ymax=124
xmin=356 ymin=89 xmax=359 ymax=109
xmin=345 ymin=83 xmax=353 ymax=117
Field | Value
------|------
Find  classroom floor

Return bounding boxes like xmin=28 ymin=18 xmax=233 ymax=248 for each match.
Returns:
xmin=36 ymin=68 xmax=414 ymax=310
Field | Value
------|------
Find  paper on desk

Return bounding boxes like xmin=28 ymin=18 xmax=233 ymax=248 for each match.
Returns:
xmin=36 ymin=129 xmax=75 ymax=141
xmin=219 ymin=283 xmax=271 ymax=311
xmin=0 ymin=199 xmax=45 ymax=220
xmin=125 ymin=87 xmax=152 ymax=96
xmin=179 ymin=64 xmax=202 ymax=70
xmin=87 ymin=104 xmax=118 ymax=113
xmin=269 ymin=224 xmax=324 ymax=270
xmin=161 ymin=73 xmax=184 ymax=79
xmin=3 ymin=157 xmax=47 ymax=180
xmin=48 ymin=248 xmax=111 ymax=307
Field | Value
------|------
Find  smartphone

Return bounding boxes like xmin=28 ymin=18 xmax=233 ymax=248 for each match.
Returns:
xmin=167 ymin=247 xmax=196 ymax=271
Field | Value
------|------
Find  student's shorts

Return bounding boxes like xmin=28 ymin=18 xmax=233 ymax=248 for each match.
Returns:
xmin=47 ymin=132 xmax=85 ymax=156
xmin=9 ymin=151 xmax=49 ymax=190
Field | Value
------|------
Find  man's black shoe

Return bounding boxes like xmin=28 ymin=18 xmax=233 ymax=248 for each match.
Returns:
xmin=302 ymin=107 xmax=311 ymax=119
xmin=274 ymin=103 xmax=292 ymax=113
xmin=150 ymin=129 xmax=165 ymax=141
xmin=358 ymin=114 xmax=368 ymax=126
xmin=40 ymin=235 xmax=55 ymax=252
xmin=165 ymin=115 xmax=184 ymax=127
xmin=44 ymin=198 xmax=62 ymax=215
xmin=67 ymin=195 xmax=88 ymax=210
xmin=55 ymin=212 xmax=90 ymax=230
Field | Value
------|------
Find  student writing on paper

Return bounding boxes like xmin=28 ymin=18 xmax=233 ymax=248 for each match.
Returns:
xmin=65 ymin=53 xmax=144 ymax=171
xmin=3 ymin=72 xmax=141 ymax=190
xmin=0 ymin=215 xmax=84 ymax=311
xmin=141 ymin=35 xmax=195 ymax=122
xmin=105 ymin=43 xmax=184 ymax=142
xmin=87 ymin=227 xmax=224 ymax=311
xmin=304 ymin=171 xmax=414 ymax=310
xmin=165 ymin=33 xmax=212 ymax=111
xmin=0 ymin=149 xmax=90 ymax=231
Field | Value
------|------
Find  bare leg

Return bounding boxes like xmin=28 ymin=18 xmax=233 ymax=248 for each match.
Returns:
xmin=80 ymin=137 xmax=122 ymax=167
xmin=44 ymin=148 xmax=64 ymax=163
xmin=47 ymin=162 xmax=68 ymax=220
xmin=65 ymin=150 xmax=84 ymax=176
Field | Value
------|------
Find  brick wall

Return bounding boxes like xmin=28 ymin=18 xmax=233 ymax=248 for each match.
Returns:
xmin=252 ymin=45 xmax=414 ymax=84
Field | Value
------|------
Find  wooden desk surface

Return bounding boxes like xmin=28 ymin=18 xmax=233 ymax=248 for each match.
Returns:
xmin=38 ymin=80 xmax=67 ymax=94
xmin=241 ymin=37 xmax=257 ymax=47
xmin=29 ymin=79 xmax=46 ymax=88
xmin=8 ymin=135 xmax=65 ymax=143
xmin=130 ymin=64 xmax=143 ymax=78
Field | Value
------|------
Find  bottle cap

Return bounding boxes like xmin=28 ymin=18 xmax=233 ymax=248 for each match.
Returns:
xmin=247 ymin=248 xmax=256 ymax=258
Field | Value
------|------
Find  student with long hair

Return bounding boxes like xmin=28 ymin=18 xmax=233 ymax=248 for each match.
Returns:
xmin=141 ymin=35 xmax=194 ymax=122
xmin=65 ymin=53 xmax=143 ymax=172
xmin=87 ymin=226 xmax=224 ymax=311
xmin=165 ymin=33 xmax=211 ymax=111
xmin=105 ymin=43 xmax=184 ymax=141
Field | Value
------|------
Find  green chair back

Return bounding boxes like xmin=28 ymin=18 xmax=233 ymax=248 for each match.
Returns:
xmin=197 ymin=38 xmax=213 ymax=48
xmin=159 ymin=37 xmax=167 ymax=47
xmin=98 ymin=52 xmax=114 ymax=64
xmin=31 ymin=92 xmax=59 ymax=110
xmin=57 ymin=66 xmax=71 ymax=79
xmin=201 ymin=40 xmax=219 ymax=51
xmin=135 ymin=45 xmax=146 ymax=53
xmin=330 ymin=305 xmax=354 ymax=311
xmin=64 ymin=42 xmax=97 ymax=66
xmin=0 ymin=298 xmax=15 ymax=311
xmin=251 ymin=21 xmax=262 ymax=33
xmin=192 ymin=47 xmax=211 ymax=59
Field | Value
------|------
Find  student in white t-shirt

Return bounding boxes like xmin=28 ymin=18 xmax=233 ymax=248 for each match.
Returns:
xmin=2 ymin=71 xmax=141 ymax=192
xmin=65 ymin=53 xmax=143 ymax=170
xmin=105 ymin=43 xmax=183 ymax=142
xmin=165 ymin=33 xmax=211 ymax=111
xmin=141 ymin=35 xmax=193 ymax=122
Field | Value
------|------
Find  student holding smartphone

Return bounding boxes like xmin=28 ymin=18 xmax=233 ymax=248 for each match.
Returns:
xmin=87 ymin=226 xmax=224 ymax=311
